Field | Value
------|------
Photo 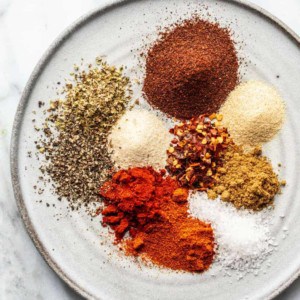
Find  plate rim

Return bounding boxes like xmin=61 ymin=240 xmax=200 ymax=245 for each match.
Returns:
xmin=10 ymin=0 xmax=300 ymax=299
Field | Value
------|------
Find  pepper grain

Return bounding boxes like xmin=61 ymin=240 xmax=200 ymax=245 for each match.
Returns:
xmin=37 ymin=58 xmax=132 ymax=209
xmin=166 ymin=114 xmax=231 ymax=190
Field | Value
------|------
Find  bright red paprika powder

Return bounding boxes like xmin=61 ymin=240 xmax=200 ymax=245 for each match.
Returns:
xmin=99 ymin=167 xmax=215 ymax=273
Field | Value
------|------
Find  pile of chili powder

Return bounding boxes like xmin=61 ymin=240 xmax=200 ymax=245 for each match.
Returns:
xmin=143 ymin=18 xmax=239 ymax=119
xmin=99 ymin=167 xmax=214 ymax=272
xmin=166 ymin=114 xmax=232 ymax=190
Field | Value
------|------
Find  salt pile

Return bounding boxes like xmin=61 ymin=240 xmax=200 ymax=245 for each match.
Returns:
xmin=189 ymin=192 xmax=277 ymax=277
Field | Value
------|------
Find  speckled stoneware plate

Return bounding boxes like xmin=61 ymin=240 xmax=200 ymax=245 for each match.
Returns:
xmin=11 ymin=0 xmax=300 ymax=299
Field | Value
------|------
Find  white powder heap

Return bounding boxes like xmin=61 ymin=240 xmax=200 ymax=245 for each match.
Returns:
xmin=220 ymin=80 xmax=285 ymax=147
xmin=109 ymin=109 xmax=171 ymax=169
xmin=189 ymin=192 xmax=276 ymax=277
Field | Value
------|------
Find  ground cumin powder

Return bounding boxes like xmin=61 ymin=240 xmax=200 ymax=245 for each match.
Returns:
xmin=143 ymin=18 xmax=239 ymax=119
xmin=207 ymin=146 xmax=284 ymax=211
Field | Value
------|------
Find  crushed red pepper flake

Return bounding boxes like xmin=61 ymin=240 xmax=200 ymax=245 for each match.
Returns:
xmin=166 ymin=114 xmax=232 ymax=190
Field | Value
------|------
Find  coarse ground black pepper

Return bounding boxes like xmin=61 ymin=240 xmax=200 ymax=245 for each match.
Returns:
xmin=37 ymin=58 xmax=132 ymax=210
xmin=143 ymin=18 xmax=239 ymax=119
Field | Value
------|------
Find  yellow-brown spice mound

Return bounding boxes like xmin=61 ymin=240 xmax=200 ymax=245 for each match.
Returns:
xmin=207 ymin=146 xmax=284 ymax=211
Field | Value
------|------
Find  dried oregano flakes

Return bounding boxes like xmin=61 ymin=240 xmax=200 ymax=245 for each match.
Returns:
xmin=36 ymin=58 xmax=132 ymax=210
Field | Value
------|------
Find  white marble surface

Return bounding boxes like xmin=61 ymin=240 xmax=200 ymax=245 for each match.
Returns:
xmin=0 ymin=0 xmax=299 ymax=299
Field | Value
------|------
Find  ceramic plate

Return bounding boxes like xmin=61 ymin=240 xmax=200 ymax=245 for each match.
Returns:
xmin=11 ymin=0 xmax=300 ymax=299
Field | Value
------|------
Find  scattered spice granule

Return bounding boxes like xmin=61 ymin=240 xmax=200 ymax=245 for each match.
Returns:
xmin=37 ymin=58 xmax=132 ymax=209
xmin=166 ymin=114 xmax=232 ymax=190
xmin=208 ymin=145 xmax=284 ymax=211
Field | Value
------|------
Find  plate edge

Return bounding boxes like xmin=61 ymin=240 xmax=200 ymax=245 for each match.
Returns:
xmin=10 ymin=1 xmax=300 ymax=299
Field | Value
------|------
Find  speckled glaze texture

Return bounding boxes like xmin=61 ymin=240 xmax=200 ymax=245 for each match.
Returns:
xmin=10 ymin=0 xmax=300 ymax=299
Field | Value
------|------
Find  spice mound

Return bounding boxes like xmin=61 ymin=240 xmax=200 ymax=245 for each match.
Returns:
xmin=99 ymin=167 xmax=214 ymax=272
xmin=166 ymin=114 xmax=231 ymax=190
xmin=220 ymin=80 xmax=285 ymax=147
xmin=109 ymin=110 xmax=171 ymax=170
xmin=143 ymin=18 xmax=239 ymax=119
xmin=208 ymin=146 xmax=284 ymax=210
xmin=38 ymin=58 xmax=131 ymax=209
xmin=189 ymin=193 xmax=276 ymax=275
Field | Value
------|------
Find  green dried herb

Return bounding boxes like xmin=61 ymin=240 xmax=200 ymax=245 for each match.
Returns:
xmin=39 ymin=58 xmax=132 ymax=210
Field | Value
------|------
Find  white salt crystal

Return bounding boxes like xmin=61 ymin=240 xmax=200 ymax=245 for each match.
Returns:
xmin=189 ymin=192 xmax=276 ymax=276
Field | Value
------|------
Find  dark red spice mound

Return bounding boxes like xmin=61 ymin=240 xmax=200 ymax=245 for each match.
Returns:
xmin=143 ymin=19 xmax=239 ymax=119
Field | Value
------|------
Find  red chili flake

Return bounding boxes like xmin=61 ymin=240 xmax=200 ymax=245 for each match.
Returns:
xmin=166 ymin=114 xmax=232 ymax=190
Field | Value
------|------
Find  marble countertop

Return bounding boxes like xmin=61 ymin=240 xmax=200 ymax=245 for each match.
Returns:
xmin=0 ymin=0 xmax=299 ymax=299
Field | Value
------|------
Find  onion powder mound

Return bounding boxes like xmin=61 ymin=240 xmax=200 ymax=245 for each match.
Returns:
xmin=220 ymin=80 xmax=285 ymax=147
xmin=109 ymin=109 xmax=171 ymax=170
